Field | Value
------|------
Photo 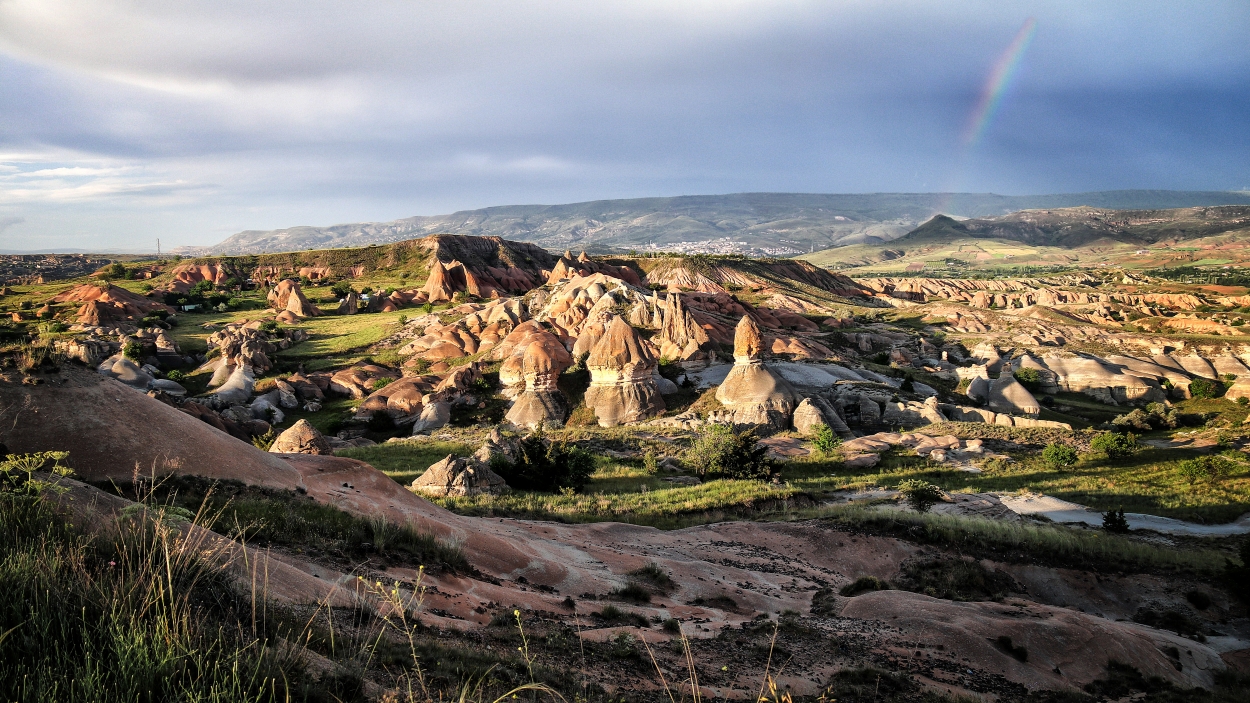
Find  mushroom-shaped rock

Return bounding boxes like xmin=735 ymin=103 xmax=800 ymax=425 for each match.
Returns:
xmin=988 ymin=374 xmax=1041 ymax=417
xmin=714 ymin=316 xmax=797 ymax=430
xmin=505 ymin=334 xmax=574 ymax=429
xmin=582 ymin=316 xmax=665 ymax=427
xmin=268 ymin=419 xmax=333 ymax=455
xmin=411 ymin=455 xmax=508 ymax=497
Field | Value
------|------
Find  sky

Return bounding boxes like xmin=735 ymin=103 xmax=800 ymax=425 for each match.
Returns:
xmin=0 ymin=1 xmax=1247 ymax=252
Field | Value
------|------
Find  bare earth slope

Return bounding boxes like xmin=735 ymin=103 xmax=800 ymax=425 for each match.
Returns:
xmin=0 ymin=366 xmax=1229 ymax=697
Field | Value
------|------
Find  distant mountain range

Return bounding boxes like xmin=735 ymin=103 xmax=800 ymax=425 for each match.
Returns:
xmin=181 ymin=190 xmax=1250 ymax=257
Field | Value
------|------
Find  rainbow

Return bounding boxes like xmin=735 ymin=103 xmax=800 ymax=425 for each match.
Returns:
xmin=960 ymin=17 xmax=1037 ymax=148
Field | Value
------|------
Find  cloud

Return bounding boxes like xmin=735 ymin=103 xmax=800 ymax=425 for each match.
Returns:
xmin=0 ymin=216 xmax=24 ymax=234
xmin=0 ymin=1 xmax=1244 ymax=249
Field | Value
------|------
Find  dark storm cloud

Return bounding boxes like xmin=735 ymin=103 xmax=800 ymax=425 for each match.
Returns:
xmin=0 ymin=1 xmax=1246 ymax=249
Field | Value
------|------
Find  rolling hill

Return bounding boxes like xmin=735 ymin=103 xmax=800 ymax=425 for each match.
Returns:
xmin=183 ymin=190 xmax=1250 ymax=257
xmin=803 ymin=205 xmax=1250 ymax=273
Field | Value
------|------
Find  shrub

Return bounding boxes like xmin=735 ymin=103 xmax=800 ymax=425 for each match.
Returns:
xmin=1111 ymin=403 xmax=1177 ymax=432
xmin=329 ymin=281 xmax=354 ymax=298
xmin=165 ymin=369 xmax=186 ymax=382
xmin=1090 ymin=432 xmax=1138 ymax=459
xmin=1041 ymin=442 xmax=1078 ymax=469
xmin=371 ymin=377 xmax=394 ymax=391
xmin=810 ymin=423 xmax=841 ymax=456
xmin=1177 ymin=455 xmax=1232 ymax=485
xmin=258 ymin=320 xmax=279 ymax=333
xmin=490 ymin=429 xmax=595 ymax=493
xmin=897 ymin=479 xmax=943 ymax=513
xmin=250 ymin=428 xmax=277 ymax=451
xmin=122 ymin=341 xmax=144 ymax=361
xmin=642 ymin=450 xmax=659 ymax=475
xmin=1013 ymin=367 xmax=1042 ymax=392
xmin=1103 ymin=507 xmax=1131 ymax=534
xmin=682 ymin=424 xmax=776 ymax=481
xmin=1189 ymin=377 xmax=1221 ymax=399
xmin=839 ymin=575 xmax=890 ymax=597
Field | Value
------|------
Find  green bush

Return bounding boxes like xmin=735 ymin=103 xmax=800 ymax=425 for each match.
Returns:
xmin=810 ymin=423 xmax=841 ymax=456
xmin=122 ymin=340 xmax=144 ymax=361
xmin=1013 ymin=367 xmax=1042 ymax=392
xmin=897 ymin=479 xmax=943 ymax=513
xmin=1177 ymin=455 xmax=1232 ymax=485
xmin=490 ymin=429 xmax=594 ymax=493
xmin=1090 ymin=432 xmax=1138 ymax=459
xmin=1041 ymin=442 xmax=1079 ymax=469
xmin=329 ymin=281 xmax=354 ymax=298
xmin=682 ymin=424 xmax=776 ymax=481
xmin=1189 ymin=377 xmax=1221 ymax=400
xmin=164 ymin=369 xmax=186 ymax=382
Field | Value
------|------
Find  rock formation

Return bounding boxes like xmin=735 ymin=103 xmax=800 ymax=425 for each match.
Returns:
xmin=582 ymin=316 xmax=665 ymax=427
xmin=713 ymin=316 xmax=797 ymax=429
xmin=654 ymin=292 xmax=716 ymax=369
xmin=987 ymin=374 xmax=1041 ymax=417
xmin=411 ymin=454 xmax=508 ymax=497
xmin=268 ymin=419 xmax=333 ymax=455
xmin=267 ymin=279 xmax=321 ymax=318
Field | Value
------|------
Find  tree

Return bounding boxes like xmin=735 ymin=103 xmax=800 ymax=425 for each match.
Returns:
xmin=330 ymin=281 xmax=354 ymax=298
xmin=1102 ymin=508 xmax=1130 ymax=534
xmin=122 ymin=341 xmax=144 ymax=361
xmin=810 ymin=423 xmax=841 ymax=457
xmin=1189 ymin=377 xmax=1221 ymax=400
xmin=682 ymin=424 xmax=776 ymax=481
xmin=897 ymin=479 xmax=943 ymax=513
xmin=1041 ymin=442 xmax=1078 ymax=469
xmin=1177 ymin=455 xmax=1232 ymax=485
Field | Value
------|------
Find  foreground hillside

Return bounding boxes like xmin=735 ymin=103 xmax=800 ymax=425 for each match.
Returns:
xmin=4 ymin=236 xmax=1250 ymax=701
xmin=188 ymin=190 xmax=1250 ymax=257
xmin=805 ymin=205 xmax=1250 ymax=273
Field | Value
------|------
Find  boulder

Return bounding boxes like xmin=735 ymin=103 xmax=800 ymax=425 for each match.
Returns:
xmin=337 ymin=290 xmax=359 ymax=315
xmin=148 ymin=379 xmax=187 ymax=396
xmin=411 ymin=455 xmax=508 ymax=497
xmin=204 ymin=365 xmax=255 ymax=408
xmin=792 ymin=397 xmax=839 ymax=436
xmin=988 ymin=374 xmax=1041 ymax=417
xmin=582 ymin=316 xmax=665 ymax=427
xmin=411 ymin=401 xmax=451 ymax=434
xmin=268 ymin=419 xmax=333 ymax=455
xmin=714 ymin=316 xmax=797 ymax=430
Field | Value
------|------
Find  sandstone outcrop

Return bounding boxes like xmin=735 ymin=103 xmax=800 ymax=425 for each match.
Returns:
xmin=51 ymin=284 xmax=172 ymax=325
xmin=713 ymin=316 xmax=797 ymax=429
xmin=411 ymin=454 xmax=508 ymax=497
xmin=268 ymin=419 xmax=333 ymax=455
xmin=267 ymin=279 xmax=321 ymax=318
xmin=582 ymin=316 xmax=665 ymax=427
xmin=498 ymin=322 xmax=575 ymax=429
xmin=987 ymin=374 xmax=1040 ymax=417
